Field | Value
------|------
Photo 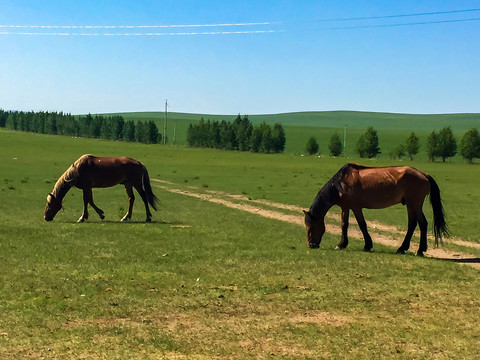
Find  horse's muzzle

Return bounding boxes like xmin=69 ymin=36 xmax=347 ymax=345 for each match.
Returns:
xmin=44 ymin=216 xmax=53 ymax=222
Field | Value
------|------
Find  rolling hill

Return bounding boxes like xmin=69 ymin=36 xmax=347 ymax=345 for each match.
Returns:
xmin=99 ymin=110 xmax=480 ymax=155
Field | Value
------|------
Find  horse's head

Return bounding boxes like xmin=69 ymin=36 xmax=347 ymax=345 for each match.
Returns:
xmin=303 ymin=210 xmax=325 ymax=248
xmin=44 ymin=193 xmax=62 ymax=221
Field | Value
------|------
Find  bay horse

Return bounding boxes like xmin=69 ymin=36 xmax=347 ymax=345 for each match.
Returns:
xmin=303 ymin=163 xmax=449 ymax=256
xmin=44 ymin=154 xmax=159 ymax=223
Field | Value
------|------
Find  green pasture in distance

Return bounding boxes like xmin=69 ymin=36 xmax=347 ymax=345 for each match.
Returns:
xmin=0 ymin=129 xmax=479 ymax=358
xmin=103 ymin=110 xmax=479 ymax=155
xmin=111 ymin=110 xmax=480 ymax=130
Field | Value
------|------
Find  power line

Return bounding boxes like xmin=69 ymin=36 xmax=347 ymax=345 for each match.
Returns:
xmin=307 ymin=8 xmax=480 ymax=23
xmin=327 ymin=16 xmax=480 ymax=30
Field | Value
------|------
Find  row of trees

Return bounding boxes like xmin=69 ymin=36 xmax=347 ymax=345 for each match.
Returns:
xmin=305 ymin=127 xmax=382 ymax=158
xmin=426 ymin=127 xmax=480 ymax=163
xmin=306 ymin=133 xmax=343 ymax=156
xmin=186 ymin=115 xmax=286 ymax=153
xmin=305 ymin=125 xmax=480 ymax=163
xmin=0 ymin=110 xmax=162 ymax=144
xmin=393 ymin=126 xmax=479 ymax=163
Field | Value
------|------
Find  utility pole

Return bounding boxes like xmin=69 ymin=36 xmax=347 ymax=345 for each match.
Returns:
xmin=173 ymin=120 xmax=177 ymax=145
xmin=163 ymin=99 xmax=168 ymax=145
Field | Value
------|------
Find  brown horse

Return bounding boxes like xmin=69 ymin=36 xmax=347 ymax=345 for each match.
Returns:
xmin=303 ymin=163 xmax=448 ymax=256
xmin=44 ymin=154 xmax=159 ymax=223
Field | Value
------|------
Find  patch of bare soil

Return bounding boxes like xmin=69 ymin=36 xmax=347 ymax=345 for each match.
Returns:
xmin=61 ymin=307 xmax=351 ymax=359
xmin=289 ymin=311 xmax=351 ymax=327
xmin=223 ymin=305 xmax=353 ymax=357
xmin=152 ymin=179 xmax=480 ymax=269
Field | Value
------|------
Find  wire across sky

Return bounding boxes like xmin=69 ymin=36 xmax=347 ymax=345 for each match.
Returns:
xmin=1 ymin=8 xmax=479 ymax=36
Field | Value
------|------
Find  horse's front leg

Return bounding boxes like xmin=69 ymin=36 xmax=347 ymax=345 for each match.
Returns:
xmin=82 ymin=188 xmax=105 ymax=221
xmin=78 ymin=189 xmax=90 ymax=222
xmin=353 ymin=208 xmax=373 ymax=252
xmin=336 ymin=207 xmax=350 ymax=250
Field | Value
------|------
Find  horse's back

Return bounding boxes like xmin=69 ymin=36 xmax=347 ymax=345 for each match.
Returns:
xmin=77 ymin=154 xmax=139 ymax=166
xmin=349 ymin=164 xmax=427 ymax=185
xmin=341 ymin=164 xmax=429 ymax=209
xmin=74 ymin=155 xmax=144 ymax=188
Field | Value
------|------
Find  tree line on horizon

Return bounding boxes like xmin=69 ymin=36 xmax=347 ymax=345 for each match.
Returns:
xmin=186 ymin=115 xmax=286 ymax=153
xmin=305 ymin=125 xmax=480 ymax=163
xmin=2 ymin=109 xmax=478 ymax=162
xmin=0 ymin=109 xmax=161 ymax=144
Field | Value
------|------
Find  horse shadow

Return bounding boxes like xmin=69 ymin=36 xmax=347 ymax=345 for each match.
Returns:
xmin=60 ymin=219 xmax=184 ymax=226
xmin=442 ymin=257 xmax=480 ymax=265
xmin=332 ymin=244 xmax=480 ymax=266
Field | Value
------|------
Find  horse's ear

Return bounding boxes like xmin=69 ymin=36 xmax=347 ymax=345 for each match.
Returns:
xmin=303 ymin=210 xmax=313 ymax=224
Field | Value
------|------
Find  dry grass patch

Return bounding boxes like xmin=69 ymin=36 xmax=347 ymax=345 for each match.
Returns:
xmin=57 ymin=304 xmax=355 ymax=359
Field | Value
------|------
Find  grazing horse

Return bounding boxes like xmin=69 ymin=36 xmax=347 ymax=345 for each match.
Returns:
xmin=303 ymin=163 xmax=449 ymax=256
xmin=44 ymin=154 xmax=159 ymax=223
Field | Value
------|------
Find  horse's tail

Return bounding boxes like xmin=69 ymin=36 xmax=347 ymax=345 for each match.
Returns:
xmin=142 ymin=165 xmax=159 ymax=211
xmin=427 ymin=175 xmax=449 ymax=246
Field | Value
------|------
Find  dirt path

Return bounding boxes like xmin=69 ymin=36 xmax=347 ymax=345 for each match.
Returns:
xmin=152 ymin=179 xmax=480 ymax=269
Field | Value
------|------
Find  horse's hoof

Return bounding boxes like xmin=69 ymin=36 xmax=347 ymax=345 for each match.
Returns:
xmin=416 ymin=251 xmax=425 ymax=257
xmin=77 ymin=218 xmax=85 ymax=223
xmin=99 ymin=214 xmax=105 ymax=220
xmin=363 ymin=247 xmax=373 ymax=252
xmin=396 ymin=248 xmax=406 ymax=255
xmin=335 ymin=245 xmax=343 ymax=250
xmin=146 ymin=217 xmax=152 ymax=223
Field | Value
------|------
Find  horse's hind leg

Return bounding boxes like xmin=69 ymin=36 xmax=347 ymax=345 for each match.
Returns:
xmin=121 ymin=184 xmax=135 ymax=222
xmin=353 ymin=209 xmax=373 ymax=252
xmin=134 ymin=184 xmax=152 ymax=222
xmin=416 ymin=212 xmax=428 ymax=257
xmin=397 ymin=208 xmax=417 ymax=254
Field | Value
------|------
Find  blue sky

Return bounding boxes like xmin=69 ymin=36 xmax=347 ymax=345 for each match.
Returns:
xmin=1 ymin=1 xmax=480 ymax=115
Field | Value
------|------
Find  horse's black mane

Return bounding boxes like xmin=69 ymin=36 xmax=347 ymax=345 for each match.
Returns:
xmin=309 ymin=163 xmax=353 ymax=217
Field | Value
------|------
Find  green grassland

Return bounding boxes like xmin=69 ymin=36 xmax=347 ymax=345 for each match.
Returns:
xmin=1 ymin=129 xmax=480 ymax=359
